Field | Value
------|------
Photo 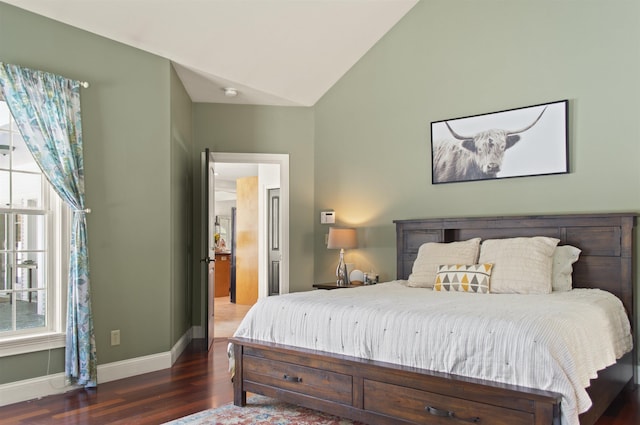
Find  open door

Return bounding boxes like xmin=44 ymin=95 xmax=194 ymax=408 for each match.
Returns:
xmin=230 ymin=207 xmax=237 ymax=303
xmin=200 ymin=149 xmax=216 ymax=350
xmin=268 ymin=188 xmax=281 ymax=295
xmin=211 ymin=152 xmax=290 ymax=297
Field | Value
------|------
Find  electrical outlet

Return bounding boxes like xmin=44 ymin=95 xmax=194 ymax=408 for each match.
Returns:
xmin=111 ymin=330 xmax=120 ymax=346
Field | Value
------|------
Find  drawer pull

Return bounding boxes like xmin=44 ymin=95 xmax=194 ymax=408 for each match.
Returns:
xmin=283 ymin=374 xmax=302 ymax=383
xmin=425 ymin=406 xmax=480 ymax=423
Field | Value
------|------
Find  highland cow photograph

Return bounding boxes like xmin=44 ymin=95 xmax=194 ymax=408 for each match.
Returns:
xmin=431 ymin=100 xmax=568 ymax=184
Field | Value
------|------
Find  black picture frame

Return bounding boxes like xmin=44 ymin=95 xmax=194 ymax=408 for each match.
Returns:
xmin=430 ymin=100 xmax=568 ymax=184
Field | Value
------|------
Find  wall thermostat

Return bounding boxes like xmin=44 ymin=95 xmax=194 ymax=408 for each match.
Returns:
xmin=320 ymin=210 xmax=335 ymax=224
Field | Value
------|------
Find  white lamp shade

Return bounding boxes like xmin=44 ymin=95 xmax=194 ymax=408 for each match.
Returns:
xmin=327 ymin=227 xmax=357 ymax=249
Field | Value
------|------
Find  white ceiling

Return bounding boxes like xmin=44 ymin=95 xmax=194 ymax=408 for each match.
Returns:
xmin=4 ymin=0 xmax=418 ymax=106
xmin=214 ymin=162 xmax=258 ymax=200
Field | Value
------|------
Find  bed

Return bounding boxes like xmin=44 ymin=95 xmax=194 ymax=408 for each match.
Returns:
xmin=230 ymin=213 xmax=636 ymax=425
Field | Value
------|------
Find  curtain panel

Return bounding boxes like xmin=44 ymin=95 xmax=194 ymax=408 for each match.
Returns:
xmin=0 ymin=63 xmax=97 ymax=387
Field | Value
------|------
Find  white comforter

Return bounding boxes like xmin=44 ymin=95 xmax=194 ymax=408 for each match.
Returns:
xmin=233 ymin=281 xmax=633 ymax=425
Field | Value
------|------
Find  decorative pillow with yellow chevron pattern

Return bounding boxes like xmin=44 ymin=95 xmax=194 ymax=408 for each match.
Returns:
xmin=434 ymin=263 xmax=493 ymax=293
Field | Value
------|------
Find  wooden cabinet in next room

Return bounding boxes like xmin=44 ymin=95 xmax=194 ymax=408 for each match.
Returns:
xmin=215 ymin=252 xmax=231 ymax=297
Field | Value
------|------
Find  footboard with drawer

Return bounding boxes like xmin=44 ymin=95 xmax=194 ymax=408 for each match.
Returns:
xmin=233 ymin=337 xmax=562 ymax=425
xmin=231 ymin=213 xmax=636 ymax=425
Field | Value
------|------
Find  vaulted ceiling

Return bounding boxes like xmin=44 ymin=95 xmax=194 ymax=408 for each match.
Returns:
xmin=3 ymin=0 xmax=418 ymax=106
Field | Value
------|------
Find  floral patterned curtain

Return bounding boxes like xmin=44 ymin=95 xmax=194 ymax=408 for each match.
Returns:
xmin=0 ymin=63 xmax=97 ymax=387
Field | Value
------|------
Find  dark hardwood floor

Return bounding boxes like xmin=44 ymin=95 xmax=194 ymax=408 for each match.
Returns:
xmin=1 ymin=339 xmax=638 ymax=424
xmin=1 ymin=339 xmax=232 ymax=425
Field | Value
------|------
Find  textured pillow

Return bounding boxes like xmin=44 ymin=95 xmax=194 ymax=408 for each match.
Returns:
xmin=478 ymin=237 xmax=560 ymax=294
xmin=407 ymin=238 xmax=481 ymax=288
xmin=552 ymin=245 xmax=581 ymax=292
xmin=434 ymin=263 xmax=493 ymax=293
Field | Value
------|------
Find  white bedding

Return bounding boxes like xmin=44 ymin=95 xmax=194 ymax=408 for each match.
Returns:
xmin=232 ymin=281 xmax=633 ymax=425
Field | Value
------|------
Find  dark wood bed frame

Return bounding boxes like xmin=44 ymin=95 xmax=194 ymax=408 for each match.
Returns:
xmin=231 ymin=213 xmax=636 ymax=425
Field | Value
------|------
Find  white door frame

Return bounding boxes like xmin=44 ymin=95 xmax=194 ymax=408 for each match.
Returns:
xmin=210 ymin=152 xmax=290 ymax=298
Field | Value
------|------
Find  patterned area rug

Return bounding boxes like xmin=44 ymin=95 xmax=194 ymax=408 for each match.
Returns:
xmin=163 ymin=394 xmax=366 ymax=425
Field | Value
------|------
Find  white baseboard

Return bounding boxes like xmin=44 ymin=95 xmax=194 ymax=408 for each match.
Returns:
xmin=0 ymin=327 xmax=196 ymax=407
xmin=171 ymin=327 xmax=193 ymax=364
xmin=0 ymin=372 xmax=78 ymax=407
xmin=97 ymin=351 xmax=172 ymax=384
xmin=192 ymin=325 xmax=204 ymax=339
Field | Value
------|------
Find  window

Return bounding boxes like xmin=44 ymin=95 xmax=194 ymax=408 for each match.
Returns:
xmin=0 ymin=96 xmax=69 ymax=356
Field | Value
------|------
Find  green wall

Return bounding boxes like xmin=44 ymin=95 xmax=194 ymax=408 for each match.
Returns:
xmin=2 ymin=0 xmax=639 ymax=388
xmin=170 ymin=66 xmax=193 ymax=346
xmin=314 ymin=0 xmax=640 ymax=284
xmin=0 ymin=2 xmax=181 ymax=383
xmin=191 ymin=104 xmax=315 ymax=316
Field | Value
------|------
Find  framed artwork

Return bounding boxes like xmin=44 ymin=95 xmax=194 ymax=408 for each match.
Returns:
xmin=430 ymin=100 xmax=568 ymax=184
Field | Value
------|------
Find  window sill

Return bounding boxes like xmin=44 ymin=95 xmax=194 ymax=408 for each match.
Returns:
xmin=0 ymin=332 xmax=66 ymax=357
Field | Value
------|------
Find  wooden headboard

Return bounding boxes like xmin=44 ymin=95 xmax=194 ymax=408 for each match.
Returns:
xmin=394 ymin=213 xmax=636 ymax=320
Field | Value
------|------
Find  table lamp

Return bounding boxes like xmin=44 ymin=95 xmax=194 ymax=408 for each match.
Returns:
xmin=327 ymin=227 xmax=357 ymax=286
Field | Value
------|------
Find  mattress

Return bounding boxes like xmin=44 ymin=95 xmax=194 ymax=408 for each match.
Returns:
xmin=232 ymin=281 xmax=633 ymax=425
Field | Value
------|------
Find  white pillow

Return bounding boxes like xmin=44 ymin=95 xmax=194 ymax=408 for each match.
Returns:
xmin=407 ymin=238 xmax=481 ymax=288
xmin=552 ymin=245 xmax=581 ymax=292
xmin=478 ymin=237 xmax=560 ymax=294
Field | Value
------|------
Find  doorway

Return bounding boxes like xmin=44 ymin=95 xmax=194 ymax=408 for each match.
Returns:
xmin=201 ymin=152 xmax=289 ymax=346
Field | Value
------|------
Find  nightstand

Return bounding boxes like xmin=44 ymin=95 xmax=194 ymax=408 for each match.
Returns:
xmin=313 ymin=282 xmax=361 ymax=290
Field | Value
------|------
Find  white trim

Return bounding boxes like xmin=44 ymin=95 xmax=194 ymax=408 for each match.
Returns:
xmin=0 ymin=169 xmax=70 ymax=353
xmin=0 ymin=352 xmax=171 ymax=407
xmin=0 ymin=327 xmax=196 ymax=407
xmin=0 ymin=332 xmax=65 ymax=357
xmin=97 ymin=351 xmax=172 ymax=384
xmin=258 ymin=164 xmax=281 ymax=299
xmin=192 ymin=325 xmax=204 ymax=339
xmin=171 ymin=327 xmax=193 ymax=364
xmin=0 ymin=371 xmax=79 ymax=407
